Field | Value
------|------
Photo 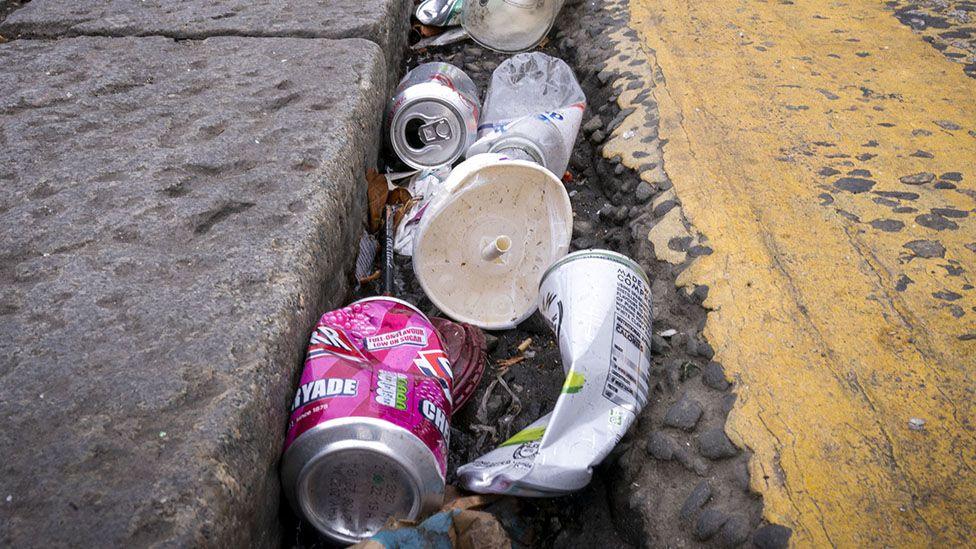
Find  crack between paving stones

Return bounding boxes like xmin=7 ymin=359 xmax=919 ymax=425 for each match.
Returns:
xmin=2 ymin=29 xmax=384 ymax=44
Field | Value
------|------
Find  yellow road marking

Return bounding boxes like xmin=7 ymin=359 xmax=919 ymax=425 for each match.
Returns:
xmin=610 ymin=0 xmax=976 ymax=545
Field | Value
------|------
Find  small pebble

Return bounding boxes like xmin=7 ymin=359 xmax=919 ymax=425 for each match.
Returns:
xmin=679 ymin=481 xmax=712 ymax=521
xmin=698 ymin=428 xmax=739 ymax=460
xmin=733 ymin=459 xmax=751 ymax=491
xmin=753 ymin=524 xmax=792 ymax=549
xmin=717 ymin=515 xmax=751 ymax=546
xmin=483 ymin=333 xmax=499 ymax=352
xmin=695 ymin=340 xmax=715 ymax=359
xmin=651 ymin=334 xmax=671 ymax=354
xmin=664 ymin=395 xmax=703 ymax=431
xmin=702 ymin=361 xmax=731 ymax=391
xmin=674 ymin=447 xmax=710 ymax=476
xmin=908 ymin=417 xmax=926 ymax=431
xmin=694 ymin=509 xmax=729 ymax=540
xmin=635 ymin=181 xmax=654 ymax=202
xmin=612 ymin=205 xmax=629 ymax=224
xmin=899 ymin=172 xmax=935 ymax=185
xmin=646 ymin=430 xmax=675 ymax=460
xmin=582 ymin=116 xmax=603 ymax=134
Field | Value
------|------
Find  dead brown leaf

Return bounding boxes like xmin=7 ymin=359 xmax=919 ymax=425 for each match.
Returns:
xmin=387 ymin=186 xmax=412 ymax=207
xmin=417 ymin=24 xmax=444 ymax=38
xmin=366 ymin=168 xmax=388 ymax=233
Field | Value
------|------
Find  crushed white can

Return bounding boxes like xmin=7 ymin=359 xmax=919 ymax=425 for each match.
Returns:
xmin=457 ymin=249 xmax=652 ymax=496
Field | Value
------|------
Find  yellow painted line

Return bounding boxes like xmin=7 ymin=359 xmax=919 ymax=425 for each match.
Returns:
xmin=608 ymin=0 xmax=976 ymax=545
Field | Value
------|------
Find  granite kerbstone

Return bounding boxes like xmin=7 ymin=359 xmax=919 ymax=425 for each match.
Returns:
xmin=0 ymin=0 xmax=411 ymax=73
xmin=0 ymin=35 xmax=385 ymax=547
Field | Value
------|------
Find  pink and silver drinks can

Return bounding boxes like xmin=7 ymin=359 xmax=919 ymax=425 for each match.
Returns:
xmin=281 ymin=297 xmax=453 ymax=544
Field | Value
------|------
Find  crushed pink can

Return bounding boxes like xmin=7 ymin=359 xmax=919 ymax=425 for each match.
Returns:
xmin=280 ymin=297 xmax=452 ymax=544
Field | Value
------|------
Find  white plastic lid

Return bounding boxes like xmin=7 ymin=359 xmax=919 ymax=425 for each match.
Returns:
xmin=412 ymin=154 xmax=573 ymax=330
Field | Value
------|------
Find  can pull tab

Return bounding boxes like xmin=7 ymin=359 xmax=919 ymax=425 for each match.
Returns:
xmin=419 ymin=118 xmax=452 ymax=144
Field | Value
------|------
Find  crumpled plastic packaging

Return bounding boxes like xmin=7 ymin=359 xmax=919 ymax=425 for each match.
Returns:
xmin=457 ymin=250 xmax=653 ymax=496
xmin=393 ymin=167 xmax=452 ymax=256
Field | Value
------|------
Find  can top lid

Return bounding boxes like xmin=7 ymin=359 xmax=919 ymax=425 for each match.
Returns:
xmin=540 ymin=249 xmax=651 ymax=288
xmin=391 ymin=86 xmax=471 ymax=169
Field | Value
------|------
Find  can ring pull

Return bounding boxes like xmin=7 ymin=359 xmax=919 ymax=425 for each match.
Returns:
xmin=419 ymin=118 xmax=453 ymax=144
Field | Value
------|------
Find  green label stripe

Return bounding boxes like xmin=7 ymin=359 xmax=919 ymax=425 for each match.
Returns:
xmin=561 ymin=371 xmax=585 ymax=394
xmin=500 ymin=426 xmax=547 ymax=447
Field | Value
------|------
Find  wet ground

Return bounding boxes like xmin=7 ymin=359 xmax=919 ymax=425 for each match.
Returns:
xmin=286 ymin=0 xmax=774 ymax=547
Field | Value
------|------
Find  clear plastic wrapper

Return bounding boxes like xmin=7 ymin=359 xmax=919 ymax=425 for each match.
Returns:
xmin=467 ymin=53 xmax=585 ymax=178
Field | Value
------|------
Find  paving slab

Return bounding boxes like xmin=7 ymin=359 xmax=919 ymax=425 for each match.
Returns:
xmin=0 ymin=35 xmax=385 ymax=546
xmin=0 ymin=0 xmax=410 ymax=73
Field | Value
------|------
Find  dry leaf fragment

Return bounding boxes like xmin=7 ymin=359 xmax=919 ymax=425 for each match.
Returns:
xmin=496 ymin=356 xmax=525 ymax=369
xmin=416 ymin=24 xmax=444 ymax=38
xmin=366 ymin=168 xmax=389 ymax=234
xmin=358 ymin=270 xmax=381 ymax=284
xmin=387 ymin=186 xmax=412 ymax=207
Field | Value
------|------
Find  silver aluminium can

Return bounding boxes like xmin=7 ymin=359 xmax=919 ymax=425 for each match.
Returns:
xmin=456 ymin=249 xmax=651 ymax=495
xmin=387 ymin=62 xmax=480 ymax=169
xmin=540 ymin=249 xmax=652 ymax=413
xmin=280 ymin=417 xmax=444 ymax=544
xmin=280 ymin=297 xmax=451 ymax=544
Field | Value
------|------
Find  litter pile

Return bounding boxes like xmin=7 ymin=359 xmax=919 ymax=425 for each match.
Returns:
xmin=281 ymin=4 xmax=654 ymax=546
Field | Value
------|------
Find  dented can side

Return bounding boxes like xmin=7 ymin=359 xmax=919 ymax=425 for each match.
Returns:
xmin=457 ymin=250 xmax=651 ymax=496
xmin=540 ymin=250 xmax=652 ymax=412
